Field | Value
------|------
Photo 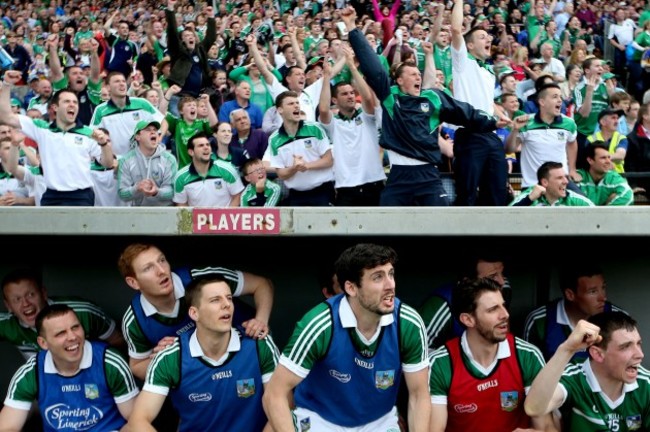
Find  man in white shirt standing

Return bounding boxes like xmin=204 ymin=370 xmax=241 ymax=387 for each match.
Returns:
xmin=451 ymin=0 xmax=509 ymax=206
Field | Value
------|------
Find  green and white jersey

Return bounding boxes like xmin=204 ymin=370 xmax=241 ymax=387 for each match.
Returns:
xmin=52 ymin=76 xmax=102 ymax=106
xmin=509 ymin=188 xmax=595 ymax=206
xmin=165 ymin=113 xmax=213 ymax=169
xmin=173 ymin=159 xmax=244 ymax=207
xmin=144 ymin=328 xmax=279 ymax=395
xmin=280 ymin=297 xmax=428 ymax=377
xmin=4 ymin=342 xmax=138 ymax=410
xmin=27 ymin=95 xmax=50 ymax=116
xmin=429 ymin=333 xmax=545 ymax=402
xmin=90 ymin=97 xmax=164 ymax=156
xmin=240 ymin=180 xmax=282 ymax=207
xmin=632 ymin=32 xmax=650 ymax=61
xmin=268 ymin=121 xmax=334 ymax=191
xmin=523 ymin=299 xmax=624 ymax=362
xmin=574 ymin=81 xmax=610 ymax=136
xmin=418 ymin=295 xmax=452 ymax=352
xmin=408 ymin=38 xmax=426 ymax=72
xmin=559 ymin=360 xmax=650 ymax=431
xmin=518 ymin=114 xmax=577 ymax=187
xmin=526 ymin=15 xmax=551 ymax=45
xmin=17 ymin=116 xmax=102 ymax=191
xmin=576 ymin=169 xmax=633 ymax=206
xmin=122 ymin=270 xmax=244 ymax=358
xmin=0 ymin=296 xmax=116 ymax=360
xmin=74 ymin=30 xmax=95 ymax=47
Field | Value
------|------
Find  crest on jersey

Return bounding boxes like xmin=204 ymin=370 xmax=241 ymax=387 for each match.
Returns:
xmin=557 ymin=131 xmax=565 ymax=139
xmin=84 ymin=384 xmax=99 ymax=400
xmin=304 ymin=139 xmax=312 ymax=149
xmin=74 ymin=136 xmax=83 ymax=145
xmin=236 ymin=379 xmax=255 ymax=398
xmin=500 ymin=391 xmax=518 ymax=411
xmin=299 ymin=417 xmax=311 ymax=431
xmin=421 ymin=103 xmax=430 ymax=113
xmin=626 ymin=414 xmax=642 ymax=430
xmin=375 ymin=370 xmax=395 ymax=390
xmin=214 ymin=180 xmax=223 ymax=190
xmin=133 ymin=112 xmax=140 ymax=121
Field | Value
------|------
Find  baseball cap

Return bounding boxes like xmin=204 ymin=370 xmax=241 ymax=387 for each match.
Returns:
xmin=602 ymin=72 xmax=617 ymax=80
xmin=306 ymin=56 xmax=324 ymax=72
xmin=597 ymin=108 xmax=625 ymax=122
xmin=498 ymin=67 xmax=516 ymax=82
xmin=133 ymin=120 xmax=161 ymax=137
xmin=10 ymin=98 xmax=21 ymax=107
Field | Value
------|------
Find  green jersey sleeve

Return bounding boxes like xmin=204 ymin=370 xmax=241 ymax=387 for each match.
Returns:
xmin=418 ymin=295 xmax=453 ymax=351
xmin=143 ymin=340 xmax=181 ymax=395
xmin=257 ymin=334 xmax=280 ymax=383
xmin=4 ymin=356 xmax=37 ymax=410
xmin=514 ymin=337 xmax=546 ymax=388
xmin=104 ymin=347 xmax=139 ymax=403
xmin=398 ymin=304 xmax=429 ymax=371
xmin=429 ymin=346 xmax=452 ymax=401
xmin=280 ymin=302 xmax=333 ymax=376
xmin=122 ymin=305 xmax=154 ymax=358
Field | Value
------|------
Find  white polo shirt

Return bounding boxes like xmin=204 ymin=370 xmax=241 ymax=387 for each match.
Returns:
xmin=18 ymin=115 xmax=101 ymax=191
xmin=173 ymin=159 xmax=245 ymax=207
xmin=268 ymin=76 xmax=323 ymax=122
xmin=320 ymin=107 xmax=386 ymax=188
xmin=451 ymin=41 xmax=495 ymax=115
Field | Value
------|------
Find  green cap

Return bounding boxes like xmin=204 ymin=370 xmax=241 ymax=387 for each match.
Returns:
xmin=602 ymin=72 xmax=617 ymax=80
xmin=132 ymin=120 xmax=161 ymax=138
xmin=498 ymin=67 xmax=516 ymax=82
xmin=10 ymin=98 xmax=21 ymax=107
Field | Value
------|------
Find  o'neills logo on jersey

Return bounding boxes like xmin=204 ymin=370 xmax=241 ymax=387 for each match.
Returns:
xmin=44 ymin=404 xmax=103 ymax=431
xmin=454 ymin=403 xmax=478 ymax=414
xmin=193 ymin=209 xmax=280 ymax=235
xmin=175 ymin=322 xmax=195 ymax=336
xmin=61 ymin=384 xmax=81 ymax=392
xmin=211 ymin=370 xmax=233 ymax=380
xmin=354 ymin=357 xmax=374 ymax=369
xmin=477 ymin=379 xmax=498 ymax=392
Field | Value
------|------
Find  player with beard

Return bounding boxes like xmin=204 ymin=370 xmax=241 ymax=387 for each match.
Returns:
xmin=429 ymin=278 xmax=554 ymax=432
xmin=525 ymin=312 xmax=650 ymax=431
xmin=263 ymin=243 xmax=430 ymax=432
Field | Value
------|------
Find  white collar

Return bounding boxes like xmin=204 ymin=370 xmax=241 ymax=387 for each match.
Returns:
xmin=189 ymin=328 xmax=240 ymax=367
xmin=460 ymin=331 xmax=511 ymax=376
xmin=44 ymin=340 xmax=93 ymax=374
xmin=339 ymin=296 xmax=394 ymax=344
xmin=139 ymin=272 xmax=184 ymax=317
xmin=582 ymin=359 xmax=638 ymax=409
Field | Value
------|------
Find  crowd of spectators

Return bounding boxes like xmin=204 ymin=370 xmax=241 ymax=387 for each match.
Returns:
xmin=0 ymin=0 xmax=648 ymax=207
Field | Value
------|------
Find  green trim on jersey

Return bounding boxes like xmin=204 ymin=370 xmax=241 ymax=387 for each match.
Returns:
xmin=0 ymin=296 xmax=115 ymax=359
xmin=418 ymin=295 xmax=452 ymax=351
xmin=282 ymin=301 xmax=428 ymax=371
xmin=520 ymin=114 xmax=577 ymax=134
xmin=269 ymin=121 xmax=328 ymax=157
xmin=576 ymin=169 xmax=633 ymax=206
xmin=429 ymin=336 xmax=545 ymax=397
xmin=240 ymin=180 xmax=282 ymax=207
xmin=560 ymin=362 xmax=650 ymax=431
xmin=5 ymin=345 xmax=137 ymax=405
xmin=173 ymin=159 xmax=240 ymax=194
xmin=382 ymin=88 xmax=443 ymax=133
xmin=509 ymin=188 xmax=595 ymax=206
xmin=91 ymin=98 xmax=159 ymax=126
xmin=53 ymin=76 xmax=102 ymax=106
xmin=145 ymin=330 xmax=279 ymax=388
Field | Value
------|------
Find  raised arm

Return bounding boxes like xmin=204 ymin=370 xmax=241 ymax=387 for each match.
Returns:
xmin=576 ymin=75 xmax=597 ymax=118
xmin=103 ymin=9 xmax=120 ymax=37
xmin=0 ymin=72 xmax=23 ymax=129
xmin=246 ymin=35 xmax=275 ymax=85
xmin=318 ymin=60 xmax=333 ymax=125
xmin=344 ymin=46 xmax=376 ymax=114
xmin=287 ymin=27 xmax=306 ymax=70
xmin=422 ymin=41 xmax=436 ymax=89
xmin=451 ymin=0 xmax=465 ymax=51
xmin=525 ymin=320 xmax=601 ymax=417
xmin=47 ymin=34 xmax=64 ymax=83
xmin=239 ymin=271 xmax=274 ymax=338
xmin=431 ymin=4 xmax=446 ymax=40
xmin=165 ymin=0 xmax=182 ymax=59
xmin=343 ymin=7 xmax=391 ymax=101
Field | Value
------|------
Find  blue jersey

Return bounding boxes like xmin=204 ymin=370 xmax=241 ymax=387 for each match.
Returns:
xmin=37 ymin=342 xmax=125 ymax=432
xmin=294 ymin=295 xmax=402 ymax=427
xmin=171 ymin=329 xmax=267 ymax=432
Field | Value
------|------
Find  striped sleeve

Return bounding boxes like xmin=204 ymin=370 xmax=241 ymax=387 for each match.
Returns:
xmin=143 ymin=341 xmax=182 ymax=396
xmin=104 ymin=347 xmax=140 ymax=403
xmin=514 ymin=337 xmax=546 ymax=389
xmin=279 ymin=303 xmax=332 ymax=378
xmin=3 ymin=356 xmax=37 ymax=410
xmin=258 ymin=334 xmax=280 ymax=383
xmin=399 ymin=304 xmax=429 ymax=372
